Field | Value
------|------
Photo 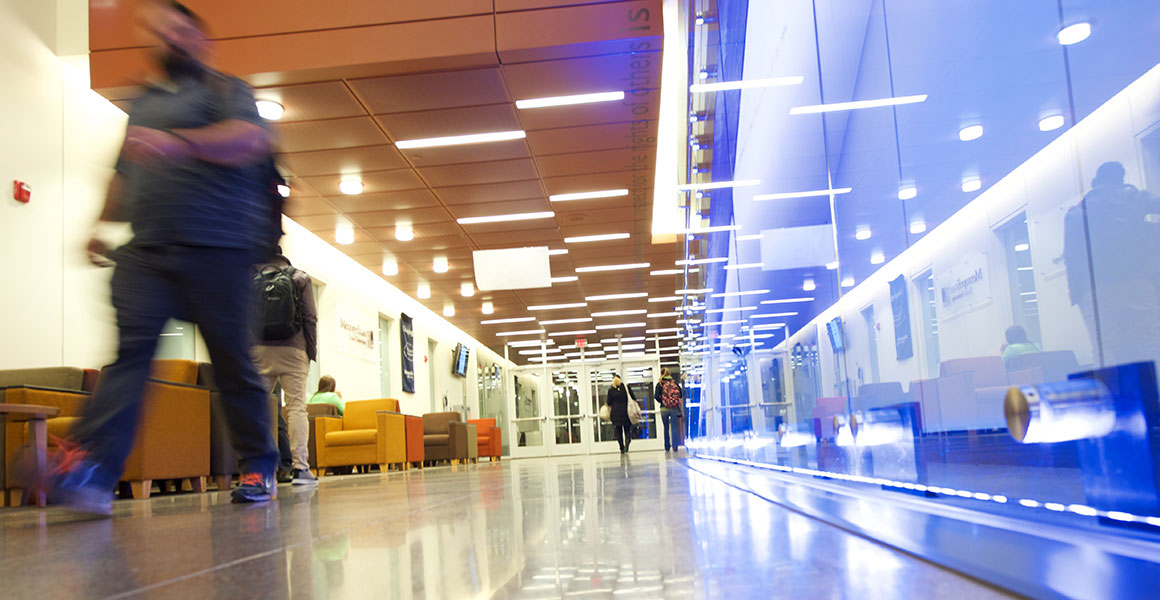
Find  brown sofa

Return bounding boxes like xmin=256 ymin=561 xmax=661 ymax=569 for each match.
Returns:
xmin=422 ymin=412 xmax=469 ymax=465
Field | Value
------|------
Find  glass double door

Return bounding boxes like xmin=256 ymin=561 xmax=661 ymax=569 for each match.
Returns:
xmin=508 ymin=358 xmax=663 ymax=458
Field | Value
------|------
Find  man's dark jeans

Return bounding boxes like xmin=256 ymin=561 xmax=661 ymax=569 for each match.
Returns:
xmin=73 ymin=244 xmax=278 ymax=490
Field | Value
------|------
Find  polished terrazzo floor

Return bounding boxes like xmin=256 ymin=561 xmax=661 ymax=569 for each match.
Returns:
xmin=0 ymin=452 xmax=1013 ymax=599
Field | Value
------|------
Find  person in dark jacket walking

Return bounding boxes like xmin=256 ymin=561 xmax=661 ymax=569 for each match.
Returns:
xmin=605 ymin=374 xmax=634 ymax=453
xmin=654 ymin=368 xmax=683 ymax=453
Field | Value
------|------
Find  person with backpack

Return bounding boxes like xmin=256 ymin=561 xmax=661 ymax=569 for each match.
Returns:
xmin=655 ymin=368 xmax=683 ymax=454
xmin=253 ymin=247 xmax=318 ymax=485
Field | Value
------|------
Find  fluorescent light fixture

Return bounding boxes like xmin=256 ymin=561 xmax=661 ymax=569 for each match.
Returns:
xmin=481 ymin=301 xmax=494 ymax=315
xmin=736 ymin=233 xmax=763 ymax=241
xmin=1015 ymin=243 xmax=1030 ymax=252
xmin=396 ymin=130 xmax=526 ymax=149
xmin=381 ymin=256 xmax=398 ymax=276
xmin=676 ymin=288 xmax=712 ymax=295
xmin=683 ymin=225 xmax=743 ymax=235
xmin=1057 ymin=22 xmax=1091 ymax=46
xmin=910 ymin=221 xmax=927 ymax=234
xmin=675 ymin=257 xmax=727 ymax=266
xmin=594 ymin=322 xmax=646 ymax=330
xmin=443 ymin=304 xmax=455 ymax=317
xmin=760 ymin=297 xmax=813 ymax=304
xmin=516 ymin=91 xmax=625 ymax=109
xmin=255 ymin=100 xmax=284 ymax=121
xmin=753 ymin=188 xmax=852 ymax=201
xmin=855 ymin=228 xmax=872 ymax=241
xmin=750 ymin=323 xmax=786 ymax=331
xmin=575 ymin=263 xmax=650 ymax=273
xmin=649 ymin=296 xmax=682 ymax=303
xmin=417 ymin=283 xmax=431 ymax=299
xmin=961 ymin=177 xmax=983 ymax=193
xmin=339 ymin=179 xmax=363 ymax=195
xmin=456 ymin=211 xmax=554 ymax=225
xmin=335 ymin=222 xmax=354 ymax=245
xmin=958 ymin=125 xmax=984 ymax=141
xmin=481 ymin=316 xmax=535 ymax=325
xmin=898 ymin=186 xmax=918 ymax=201
xmin=790 ymin=94 xmax=927 ymax=114
xmin=647 ymin=328 xmax=682 ymax=334
xmin=528 ymin=302 xmax=588 ymax=311
xmin=699 ymin=319 xmax=744 ymax=326
xmin=585 ymin=292 xmax=648 ymax=302
xmin=689 ymin=76 xmax=804 ymax=93
xmin=677 ymin=179 xmax=761 ymax=191
xmin=548 ymin=249 xmax=569 ymax=256
xmin=564 ymin=233 xmax=630 ymax=244
xmin=711 ymin=289 xmax=769 ymax=298
xmin=1039 ymin=115 xmax=1065 ymax=132
xmin=518 ymin=348 xmax=561 ymax=355
xmin=647 ymin=312 xmax=681 ymax=318
xmin=433 ymin=256 xmax=449 ymax=273
xmin=825 ymin=261 xmax=839 ymax=270
xmin=276 ymin=184 xmax=290 ymax=198
xmin=750 ymin=312 xmax=797 ymax=318
xmin=508 ymin=339 xmax=553 ymax=347
xmin=460 ymin=282 xmax=474 ymax=297
xmin=705 ymin=306 xmax=756 ymax=314
xmin=592 ymin=309 xmax=646 ymax=317
xmin=395 ymin=224 xmax=414 ymax=241
xmin=548 ymin=329 xmax=598 ymax=337
xmin=539 ymin=317 xmax=593 ymax=325
xmin=550 ymin=275 xmax=579 ymax=283
xmin=841 ymin=277 xmax=855 ymax=288
xmin=549 ymin=189 xmax=629 ymax=203
xmin=495 ymin=329 xmax=546 ymax=337
xmin=870 ymin=252 xmax=885 ymax=265
xmin=650 ymin=269 xmax=684 ymax=276
xmin=602 ymin=336 xmax=644 ymax=343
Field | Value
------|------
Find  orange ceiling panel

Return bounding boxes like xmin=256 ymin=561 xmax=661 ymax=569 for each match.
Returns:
xmin=278 ymin=145 xmax=409 ymax=177
xmin=502 ymin=53 xmax=663 ymax=100
xmin=433 ymin=180 xmax=546 ymax=205
xmin=350 ymin=69 xmax=510 ymax=115
xmin=375 ymin=104 xmax=521 ymax=139
xmin=444 ymin=198 xmax=553 ymax=221
xmin=273 ymin=117 xmax=389 ymax=153
xmin=526 ymin=122 xmax=653 ymax=156
xmin=283 ymin=198 xmax=338 ymax=219
xmin=468 ymin=228 xmax=560 ymax=248
xmin=418 ymin=159 xmax=540 ymax=188
xmin=345 ymin=207 xmax=453 ymax=229
xmin=326 ymin=190 xmax=442 ymax=213
xmin=536 ymin=148 xmax=657 ymax=179
xmin=252 ymin=82 xmax=366 ymax=123
xmin=300 ymin=169 xmax=426 ymax=197
xmin=495 ymin=0 xmax=664 ymax=63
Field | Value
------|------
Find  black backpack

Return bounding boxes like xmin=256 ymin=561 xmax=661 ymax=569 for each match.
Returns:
xmin=254 ymin=265 xmax=301 ymax=340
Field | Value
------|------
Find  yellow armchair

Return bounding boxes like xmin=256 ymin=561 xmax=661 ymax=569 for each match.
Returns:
xmin=315 ymin=399 xmax=407 ymax=475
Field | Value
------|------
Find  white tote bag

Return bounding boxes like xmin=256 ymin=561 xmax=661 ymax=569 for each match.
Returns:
xmin=625 ymin=387 xmax=642 ymax=425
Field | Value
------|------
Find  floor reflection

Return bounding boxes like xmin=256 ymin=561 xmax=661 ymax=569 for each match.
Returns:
xmin=0 ymin=453 xmax=1011 ymax=598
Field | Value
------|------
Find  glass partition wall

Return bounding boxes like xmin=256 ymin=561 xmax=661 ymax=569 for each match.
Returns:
xmin=681 ymin=0 xmax=1160 ymax=537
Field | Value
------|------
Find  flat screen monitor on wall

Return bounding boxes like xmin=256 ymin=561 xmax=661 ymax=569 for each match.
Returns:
xmin=452 ymin=343 xmax=470 ymax=377
xmin=826 ymin=317 xmax=845 ymax=353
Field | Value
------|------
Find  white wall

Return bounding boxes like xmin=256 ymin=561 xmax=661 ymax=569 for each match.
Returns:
xmin=0 ymin=0 xmax=126 ymax=371
xmin=279 ymin=219 xmax=510 ymax=418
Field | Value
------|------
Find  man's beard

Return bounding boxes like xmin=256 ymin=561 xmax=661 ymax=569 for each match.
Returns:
xmin=159 ymin=44 xmax=203 ymax=80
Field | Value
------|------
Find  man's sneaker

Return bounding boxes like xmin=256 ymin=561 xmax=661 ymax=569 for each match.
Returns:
xmin=276 ymin=470 xmax=293 ymax=484
xmin=17 ymin=438 xmax=113 ymax=517
xmin=231 ymin=472 xmax=275 ymax=503
xmin=291 ymin=469 xmax=318 ymax=486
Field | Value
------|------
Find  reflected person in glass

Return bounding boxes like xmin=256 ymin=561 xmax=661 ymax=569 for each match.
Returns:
xmin=605 ymin=374 xmax=633 ymax=454
xmin=1001 ymin=325 xmax=1040 ymax=369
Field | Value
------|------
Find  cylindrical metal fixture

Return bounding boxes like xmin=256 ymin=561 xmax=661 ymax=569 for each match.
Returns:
xmin=1005 ymin=379 xmax=1116 ymax=444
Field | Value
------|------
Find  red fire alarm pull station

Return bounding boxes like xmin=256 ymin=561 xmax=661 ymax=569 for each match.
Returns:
xmin=13 ymin=181 xmax=31 ymax=203
xmin=576 ymin=337 xmax=587 ymax=348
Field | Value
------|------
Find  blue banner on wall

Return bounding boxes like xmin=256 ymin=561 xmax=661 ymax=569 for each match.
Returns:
xmin=400 ymin=313 xmax=415 ymax=393
xmin=889 ymin=275 xmax=915 ymax=361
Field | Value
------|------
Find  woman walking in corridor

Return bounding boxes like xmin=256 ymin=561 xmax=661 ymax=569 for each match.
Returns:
xmin=606 ymin=374 xmax=634 ymax=454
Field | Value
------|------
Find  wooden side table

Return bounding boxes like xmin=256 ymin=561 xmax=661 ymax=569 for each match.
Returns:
xmin=0 ymin=403 xmax=62 ymax=507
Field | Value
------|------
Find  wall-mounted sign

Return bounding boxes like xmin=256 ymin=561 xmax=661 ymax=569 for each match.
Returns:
xmin=400 ymin=313 xmax=415 ymax=393
xmin=336 ymin=304 xmax=376 ymax=362
xmin=889 ymin=274 xmax=914 ymax=360
xmin=935 ymin=253 xmax=991 ymax=313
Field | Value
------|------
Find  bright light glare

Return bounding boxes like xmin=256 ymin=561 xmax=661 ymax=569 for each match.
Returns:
xmin=790 ymin=94 xmax=927 ymax=114
xmin=335 ymin=222 xmax=354 ymax=245
xmin=255 ymin=100 xmax=284 ymax=120
xmin=516 ymin=91 xmax=624 ymax=109
xmin=381 ymin=257 xmax=398 ymax=276
xmin=803 ymin=280 xmax=817 ymax=291
xmin=962 ymin=178 xmax=982 ymax=193
xmin=677 ymin=179 xmax=761 ymax=191
xmin=898 ymin=186 xmax=917 ymax=200
xmin=1057 ymin=22 xmax=1091 ymax=46
xmin=910 ymin=221 xmax=927 ymax=234
xmin=396 ymin=130 xmax=526 ymax=149
xmin=689 ymin=76 xmax=803 ymax=93
xmin=276 ymin=184 xmax=290 ymax=198
xmin=564 ymin=233 xmax=630 ymax=244
xmin=958 ymin=125 xmax=984 ymax=141
xmin=395 ymin=224 xmax=414 ymax=241
xmin=1039 ymin=115 xmax=1065 ymax=132
xmin=549 ymin=189 xmax=629 ymax=202
xmin=339 ymin=179 xmax=363 ymax=195
xmin=417 ymin=283 xmax=431 ymax=299
xmin=870 ymin=252 xmax=885 ymax=265
xmin=433 ymin=257 xmax=449 ymax=273
xmin=855 ymin=228 xmax=872 ymax=241
xmin=575 ymin=263 xmax=650 ymax=273
xmin=456 ymin=211 xmax=555 ymax=225
xmin=753 ymin=188 xmax=852 ymax=201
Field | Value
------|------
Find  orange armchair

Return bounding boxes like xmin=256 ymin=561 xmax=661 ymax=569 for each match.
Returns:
xmin=468 ymin=419 xmax=501 ymax=461
xmin=315 ymin=399 xmax=407 ymax=475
